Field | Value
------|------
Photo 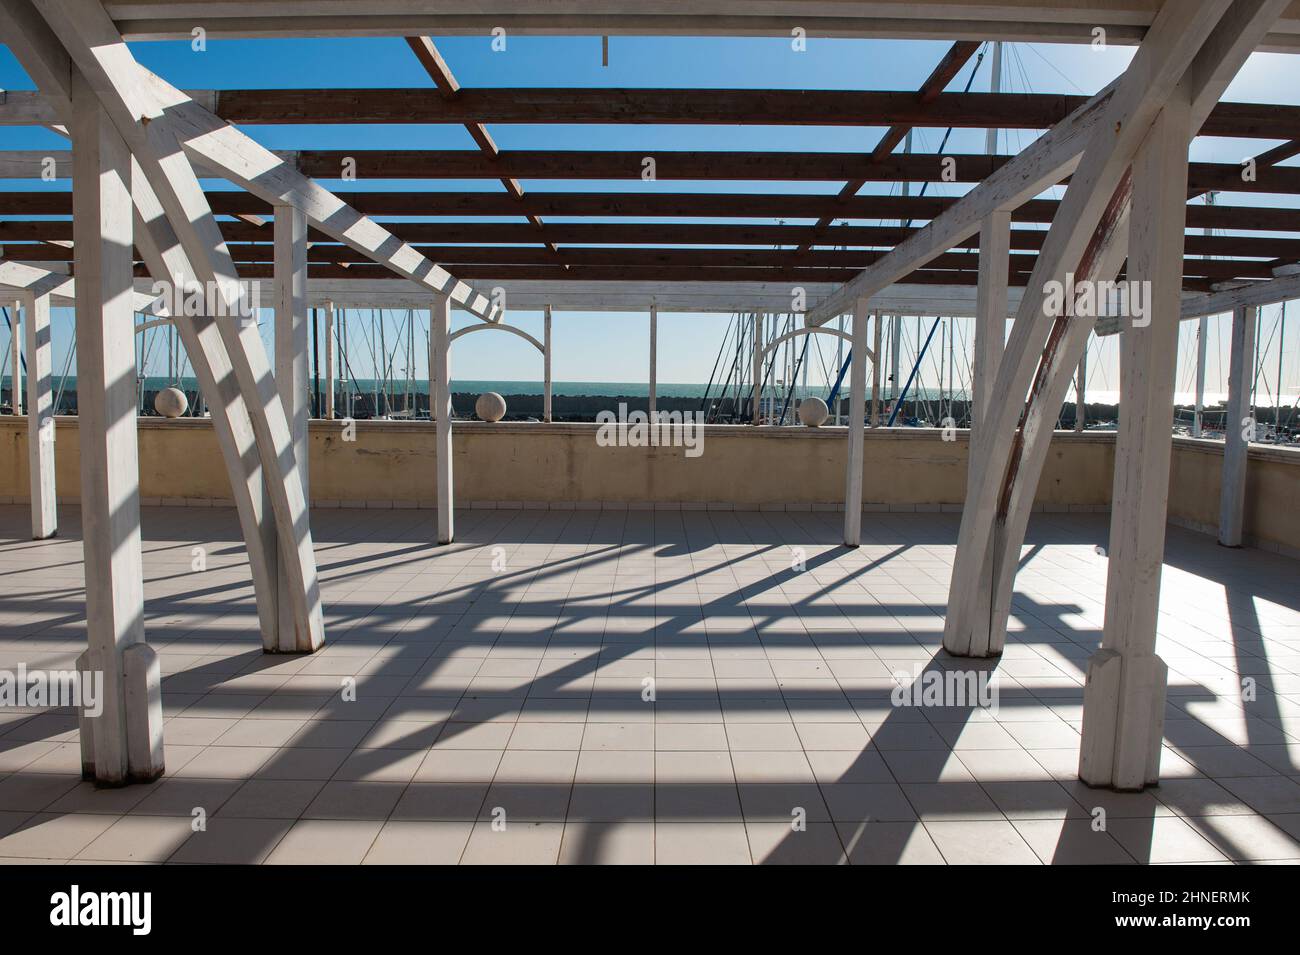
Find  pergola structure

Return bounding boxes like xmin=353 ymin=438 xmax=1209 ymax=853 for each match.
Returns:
xmin=0 ymin=0 xmax=1298 ymax=795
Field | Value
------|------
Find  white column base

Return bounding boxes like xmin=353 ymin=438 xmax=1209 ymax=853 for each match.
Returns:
xmin=1078 ymin=649 xmax=1167 ymax=791
xmin=945 ymin=527 xmax=1006 ymax=658
xmin=76 ymin=645 xmax=164 ymax=785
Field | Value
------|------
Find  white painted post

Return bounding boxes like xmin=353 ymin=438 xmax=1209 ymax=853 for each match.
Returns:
xmin=648 ymin=304 xmax=657 ymax=420
xmin=870 ymin=311 xmax=882 ymax=427
xmin=751 ymin=312 xmax=762 ymax=424
xmin=23 ymin=292 xmax=56 ymax=538
xmin=543 ymin=304 xmax=553 ymax=423
xmin=972 ymin=209 xmax=1011 ymax=431
xmin=1075 ymin=351 xmax=1087 ymax=432
xmin=9 ymin=302 xmax=21 ymax=416
xmin=274 ymin=203 xmax=310 ymax=653
xmin=70 ymin=74 xmax=162 ymax=784
xmin=323 ymin=300 xmax=335 ymax=420
xmin=957 ymin=208 xmax=1012 ymax=658
xmin=1079 ymin=94 xmax=1190 ymax=791
xmin=1193 ymin=315 xmax=1208 ymax=437
xmin=432 ymin=294 xmax=454 ymax=544
xmin=1218 ymin=305 xmax=1256 ymax=547
xmin=843 ymin=303 xmax=869 ymax=547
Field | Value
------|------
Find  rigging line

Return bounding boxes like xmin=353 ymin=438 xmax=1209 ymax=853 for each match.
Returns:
xmin=825 ymin=346 xmax=852 ymax=407
xmin=1022 ymin=42 xmax=1088 ymax=95
xmin=899 ymin=44 xmax=987 ymax=228
xmin=725 ymin=314 xmax=747 ymax=422
xmin=1093 ymin=333 xmax=1111 ymax=395
xmin=699 ymin=311 xmax=737 ymax=417
xmin=710 ymin=313 xmax=741 ymax=423
xmin=720 ymin=312 xmax=747 ymax=422
xmin=1011 ymin=43 xmax=1035 ymax=97
xmin=359 ymin=307 xmax=382 ymax=414
xmin=1253 ymin=306 xmax=1282 ymax=406
xmin=1 ymin=307 xmax=28 ymax=378
xmin=778 ymin=331 xmax=811 ymax=425
xmin=179 ymin=345 xmax=196 ymax=415
xmin=1215 ymin=313 xmax=1224 ymax=407
xmin=1008 ymin=45 xmax=1034 ymax=157
xmin=54 ymin=340 xmax=76 ymax=416
xmin=1177 ymin=323 xmax=1197 ymax=395
xmin=334 ymin=311 xmax=366 ymax=404
xmin=382 ymin=309 xmax=403 ymax=415
xmin=888 ymin=317 xmax=944 ymax=427
xmin=387 ymin=307 xmax=410 ymax=412
xmin=814 ymin=330 xmax=832 ymax=385
xmin=1282 ymin=301 xmax=1297 ymax=430
xmin=139 ymin=320 xmax=163 ymax=374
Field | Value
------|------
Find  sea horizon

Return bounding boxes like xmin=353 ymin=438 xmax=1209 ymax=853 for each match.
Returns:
xmin=4 ymin=375 xmax=1287 ymax=408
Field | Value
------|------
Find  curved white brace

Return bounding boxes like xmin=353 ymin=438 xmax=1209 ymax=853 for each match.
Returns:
xmin=134 ymin=316 xmax=172 ymax=335
xmin=761 ymin=325 xmax=871 ymax=363
xmin=449 ymin=321 xmax=544 ymax=354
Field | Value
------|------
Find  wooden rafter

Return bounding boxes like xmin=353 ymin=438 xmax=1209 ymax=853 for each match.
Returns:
xmin=800 ymin=41 xmax=981 ymax=252
xmin=404 ymin=36 xmax=560 ymax=259
xmin=5 ymin=217 xmax=1297 ymax=258
xmin=5 ymin=85 xmax=1300 ymax=137
xmin=3 ymin=190 xmax=1296 ymax=232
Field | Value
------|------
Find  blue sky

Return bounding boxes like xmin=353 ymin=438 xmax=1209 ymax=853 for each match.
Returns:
xmin=1 ymin=34 xmax=1297 ymax=404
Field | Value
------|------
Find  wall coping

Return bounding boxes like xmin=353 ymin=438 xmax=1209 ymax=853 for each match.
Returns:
xmin=6 ymin=416 xmax=1298 ymax=463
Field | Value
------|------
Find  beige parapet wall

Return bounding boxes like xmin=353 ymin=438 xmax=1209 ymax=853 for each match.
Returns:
xmin=0 ymin=418 xmax=1296 ymax=554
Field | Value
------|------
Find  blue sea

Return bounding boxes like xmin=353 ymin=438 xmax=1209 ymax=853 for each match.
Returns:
xmin=2 ymin=376 xmax=965 ymax=401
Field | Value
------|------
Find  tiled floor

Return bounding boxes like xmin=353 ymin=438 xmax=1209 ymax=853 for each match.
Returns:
xmin=1 ymin=503 xmax=1298 ymax=864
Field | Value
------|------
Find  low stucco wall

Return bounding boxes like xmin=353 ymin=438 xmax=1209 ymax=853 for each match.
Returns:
xmin=0 ymin=416 xmax=1296 ymax=554
xmin=1165 ymin=437 xmax=1300 ymax=552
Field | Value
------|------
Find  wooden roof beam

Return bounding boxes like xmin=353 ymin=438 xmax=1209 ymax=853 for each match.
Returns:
xmin=404 ymin=35 xmax=560 ymax=259
xmin=802 ymin=40 xmax=981 ymax=252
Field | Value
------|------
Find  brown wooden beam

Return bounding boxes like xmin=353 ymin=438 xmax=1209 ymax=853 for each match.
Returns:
xmin=5 ymin=218 xmax=1297 ymax=261
xmin=404 ymin=35 xmax=559 ymax=257
xmin=220 ymin=263 xmax=1214 ymax=292
xmin=200 ymin=86 xmax=1300 ymax=138
xmin=3 ymin=190 xmax=1296 ymax=231
xmin=804 ymin=40 xmax=980 ymax=251
xmin=288 ymin=150 xmax=1300 ymax=192
xmin=208 ymin=263 xmax=996 ymax=285
xmin=18 ymin=239 xmax=1272 ymax=284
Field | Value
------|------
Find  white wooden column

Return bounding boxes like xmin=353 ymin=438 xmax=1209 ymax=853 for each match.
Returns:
xmin=648 ymin=304 xmax=658 ymax=419
xmin=130 ymin=161 xmax=283 ymax=649
xmin=323 ymin=300 xmax=336 ymax=420
xmin=70 ymin=74 xmax=162 ymax=784
xmin=1075 ymin=351 xmax=1087 ymax=432
xmin=751 ymin=312 xmax=762 ymax=424
xmin=431 ymin=294 xmax=454 ymax=544
xmin=273 ymin=202 xmax=311 ymax=652
xmin=952 ymin=209 xmax=1011 ymax=657
xmin=1079 ymin=94 xmax=1190 ymax=791
xmin=843 ymin=302 xmax=869 ymax=547
xmin=1218 ymin=305 xmax=1256 ymax=547
xmin=940 ymin=0 xmax=1235 ymax=667
xmin=972 ymin=209 xmax=1011 ymax=431
xmin=22 ymin=292 xmax=56 ymax=538
xmin=870 ymin=311 xmax=882 ymax=427
xmin=9 ymin=303 xmax=21 ymax=416
xmin=36 ymin=2 xmax=324 ymax=657
xmin=543 ymin=305 xmax=553 ymax=423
